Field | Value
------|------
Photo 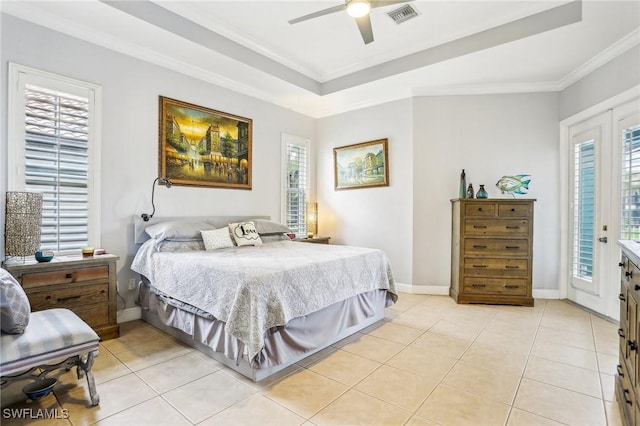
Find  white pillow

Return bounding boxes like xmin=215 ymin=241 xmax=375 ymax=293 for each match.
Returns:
xmin=201 ymin=227 xmax=235 ymax=250
xmin=145 ymin=221 xmax=215 ymax=241
xmin=228 ymin=221 xmax=263 ymax=246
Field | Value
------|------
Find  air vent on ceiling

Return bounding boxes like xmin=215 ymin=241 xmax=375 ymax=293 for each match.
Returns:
xmin=387 ymin=4 xmax=419 ymax=24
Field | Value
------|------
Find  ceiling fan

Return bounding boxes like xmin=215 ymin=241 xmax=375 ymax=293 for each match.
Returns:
xmin=288 ymin=0 xmax=414 ymax=45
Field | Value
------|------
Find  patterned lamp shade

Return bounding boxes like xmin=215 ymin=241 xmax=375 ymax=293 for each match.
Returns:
xmin=306 ymin=202 xmax=318 ymax=237
xmin=5 ymin=192 xmax=43 ymax=259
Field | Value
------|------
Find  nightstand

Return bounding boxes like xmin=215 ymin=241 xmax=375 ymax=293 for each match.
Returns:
xmin=3 ymin=254 xmax=120 ymax=340
xmin=294 ymin=236 xmax=331 ymax=244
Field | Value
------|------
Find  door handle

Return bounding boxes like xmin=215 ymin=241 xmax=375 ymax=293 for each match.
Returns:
xmin=598 ymin=236 xmax=608 ymax=243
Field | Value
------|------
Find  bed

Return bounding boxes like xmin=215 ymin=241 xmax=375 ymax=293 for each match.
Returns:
xmin=131 ymin=216 xmax=397 ymax=381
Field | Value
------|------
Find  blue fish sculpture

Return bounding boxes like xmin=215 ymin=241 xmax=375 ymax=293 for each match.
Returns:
xmin=496 ymin=174 xmax=531 ymax=197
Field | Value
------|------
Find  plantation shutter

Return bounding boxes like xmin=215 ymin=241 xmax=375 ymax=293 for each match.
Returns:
xmin=284 ymin=142 xmax=308 ymax=234
xmin=621 ymin=121 xmax=640 ymax=239
xmin=572 ymin=141 xmax=595 ymax=280
xmin=23 ymin=83 xmax=90 ymax=253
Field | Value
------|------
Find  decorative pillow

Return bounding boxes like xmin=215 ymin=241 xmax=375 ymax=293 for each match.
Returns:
xmin=228 ymin=221 xmax=263 ymax=246
xmin=157 ymin=240 xmax=205 ymax=252
xmin=145 ymin=221 xmax=215 ymax=241
xmin=202 ymin=227 xmax=235 ymax=250
xmin=250 ymin=219 xmax=293 ymax=236
xmin=260 ymin=234 xmax=291 ymax=244
xmin=0 ymin=269 xmax=31 ymax=334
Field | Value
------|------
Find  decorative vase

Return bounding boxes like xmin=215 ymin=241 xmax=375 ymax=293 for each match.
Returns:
xmin=459 ymin=169 xmax=466 ymax=199
xmin=476 ymin=184 xmax=488 ymax=199
xmin=466 ymin=183 xmax=475 ymax=199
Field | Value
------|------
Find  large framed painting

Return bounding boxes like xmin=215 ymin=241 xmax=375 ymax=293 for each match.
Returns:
xmin=334 ymin=138 xmax=389 ymax=190
xmin=159 ymin=96 xmax=252 ymax=189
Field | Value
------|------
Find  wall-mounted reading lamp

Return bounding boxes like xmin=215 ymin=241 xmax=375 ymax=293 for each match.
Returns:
xmin=141 ymin=177 xmax=172 ymax=222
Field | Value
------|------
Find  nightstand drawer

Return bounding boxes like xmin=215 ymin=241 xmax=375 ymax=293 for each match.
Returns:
xmin=28 ymin=283 xmax=108 ymax=311
xmin=463 ymin=278 xmax=528 ymax=296
xmin=463 ymin=258 xmax=528 ymax=277
xmin=465 ymin=238 xmax=529 ymax=256
xmin=21 ymin=266 xmax=109 ymax=289
xmin=70 ymin=304 xmax=109 ymax=329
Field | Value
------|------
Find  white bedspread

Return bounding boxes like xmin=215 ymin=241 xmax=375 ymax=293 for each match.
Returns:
xmin=131 ymin=239 xmax=396 ymax=360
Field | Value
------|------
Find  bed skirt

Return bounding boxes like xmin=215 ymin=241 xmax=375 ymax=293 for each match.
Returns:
xmin=138 ymin=282 xmax=393 ymax=381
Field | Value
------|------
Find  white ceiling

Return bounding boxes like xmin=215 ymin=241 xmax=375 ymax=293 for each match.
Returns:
xmin=3 ymin=0 xmax=639 ymax=117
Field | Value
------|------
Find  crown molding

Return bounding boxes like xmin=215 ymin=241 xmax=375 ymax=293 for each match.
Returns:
xmin=557 ymin=27 xmax=640 ymax=90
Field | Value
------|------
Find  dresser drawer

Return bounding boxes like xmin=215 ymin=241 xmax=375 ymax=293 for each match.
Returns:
xmin=464 ymin=203 xmax=495 ymax=217
xmin=463 ymin=258 xmax=528 ymax=277
xmin=465 ymin=219 xmax=529 ymax=237
xmin=20 ymin=266 xmax=109 ymax=289
xmin=465 ymin=238 xmax=529 ymax=256
xmin=463 ymin=278 xmax=528 ymax=296
xmin=498 ymin=203 xmax=531 ymax=218
xmin=27 ymin=283 xmax=108 ymax=311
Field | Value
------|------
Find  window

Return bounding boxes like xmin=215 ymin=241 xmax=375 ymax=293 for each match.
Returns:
xmin=572 ymin=140 xmax=595 ymax=280
xmin=8 ymin=64 xmax=102 ymax=254
xmin=621 ymin=120 xmax=640 ymax=240
xmin=281 ymin=135 xmax=310 ymax=235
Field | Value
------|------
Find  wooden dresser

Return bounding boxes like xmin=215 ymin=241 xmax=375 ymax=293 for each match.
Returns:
xmin=617 ymin=241 xmax=640 ymax=426
xmin=3 ymin=254 xmax=120 ymax=340
xmin=450 ymin=198 xmax=535 ymax=306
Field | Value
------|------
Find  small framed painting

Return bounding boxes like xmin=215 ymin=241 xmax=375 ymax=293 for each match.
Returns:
xmin=158 ymin=96 xmax=252 ymax=189
xmin=334 ymin=138 xmax=389 ymax=190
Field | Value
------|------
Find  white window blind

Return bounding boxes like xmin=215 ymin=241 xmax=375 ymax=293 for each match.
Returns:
xmin=24 ymin=84 xmax=90 ymax=253
xmin=621 ymin=122 xmax=640 ymax=240
xmin=572 ymin=141 xmax=595 ymax=280
xmin=284 ymin=141 xmax=309 ymax=235
xmin=8 ymin=64 xmax=101 ymax=255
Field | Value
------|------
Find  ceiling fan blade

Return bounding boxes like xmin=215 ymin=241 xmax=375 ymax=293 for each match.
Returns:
xmin=355 ymin=15 xmax=374 ymax=44
xmin=288 ymin=4 xmax=346 ymax=24
xmin=370 ymin=0 xmax=414 ymax=9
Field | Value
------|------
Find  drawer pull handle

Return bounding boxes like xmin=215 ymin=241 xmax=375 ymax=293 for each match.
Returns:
xmin=506 ymin=226 xmax=520 ymax=229
xmin=505 ymin=266 xmax=520 ymax=269
xmin=619 ymin=328 xmax=626 ymax=338
xmin=635 ymin=285 xmax=640 ymax=291
xmin=629 ymin=340 xmax=638 ymax=351
xmin=620 ymin=293 xmax=626 ymax=301
xmin=472 ymin=284 xmax=486 ymax=288
xmin=626 ymin=271 xmax=633 ymax=278
xmin=505 ymin=246 xmax=520 ymax=249
xmin=504 ymin=285 xmax=519 ymax=289
xmin=473 ymin=225 xmax=487 ymax=229
xmin=620 ymin=262 xmax=625 ymax=267
xmin=57 ymin=295 xmax=81 ymax=303
xmin=478 ymin=208 xmax=483 ymax=211
xmin=624 ymin=389 xmax=632 ymax=405
xmin=617 ymin=364 xmax=624 ymax=376
xmin=65 ymin=273 xmax=73 ymax=279
xmin=472 ymin=265 xmax=488 ymax=268
xmin=473 ymin=245 xmax=487 ymax=249
xmin=511 ymin=208 xmax=516 ymax=212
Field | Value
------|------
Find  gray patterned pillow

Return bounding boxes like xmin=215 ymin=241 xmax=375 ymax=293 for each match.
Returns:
xmin=0 ymin=269 xmax=31 ymax=334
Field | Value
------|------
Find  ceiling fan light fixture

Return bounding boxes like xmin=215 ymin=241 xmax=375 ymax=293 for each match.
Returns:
xmin=346 ymin=0 xmax=370 ymax=18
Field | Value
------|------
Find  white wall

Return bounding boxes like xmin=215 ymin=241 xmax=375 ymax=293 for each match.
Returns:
xmin=1 ymin=14 xmax=316 ymax=309
xmin=412 ymin=93 xmax=561 ymax=292
xmin=316 ymin=99 xmax=414 ymax=285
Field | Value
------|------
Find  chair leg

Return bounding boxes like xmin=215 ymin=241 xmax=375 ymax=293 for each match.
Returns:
xmin=76 ymin=350 xmax=99 ymax=406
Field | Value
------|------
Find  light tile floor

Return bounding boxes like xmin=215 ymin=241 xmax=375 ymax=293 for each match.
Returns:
xmin=0 ymin=295 xmax=624 ymax=426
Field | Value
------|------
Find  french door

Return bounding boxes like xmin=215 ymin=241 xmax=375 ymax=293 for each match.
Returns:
xmin=568 ymin=102 xmax=639 ymax=319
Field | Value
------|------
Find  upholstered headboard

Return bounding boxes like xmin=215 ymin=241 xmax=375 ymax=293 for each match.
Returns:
xmin=134 ymin=215 xmax=270 ymax=244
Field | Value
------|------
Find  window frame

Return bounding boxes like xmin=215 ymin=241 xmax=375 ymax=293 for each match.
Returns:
xmin=7 ymin=63 xmax=102 ymax=254
xmin=280 ymin=134 xmax=310 ymax=235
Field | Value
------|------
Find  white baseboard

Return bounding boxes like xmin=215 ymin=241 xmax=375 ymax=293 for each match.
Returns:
xmin=532 ymin=289 xmax=560 ymax=299
xmin=395 ymin=283 xmax=450 ymax=295
xmin=396 ymin=284 xmax=560 ymax=299
xmin=117 ymin=306 xmax=142 ymax=323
